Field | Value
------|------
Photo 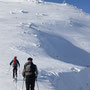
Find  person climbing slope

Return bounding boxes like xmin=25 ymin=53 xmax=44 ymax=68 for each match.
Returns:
xmin=22 ymin=57 xmax=38 ymax=90
xmin=10 ymin=56 xmax=20 ymax=79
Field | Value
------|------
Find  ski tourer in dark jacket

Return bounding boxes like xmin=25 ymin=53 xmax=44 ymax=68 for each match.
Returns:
xmin=10 ymin=56 xmax=20 ymax=78
xmin=22 ymin=57 xmax=38 ymax=90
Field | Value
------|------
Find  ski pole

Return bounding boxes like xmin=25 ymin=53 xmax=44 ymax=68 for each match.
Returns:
xmin=36 ymin=80 xmax=39 ymax=90
xmin=9 ymin=65 xmax=11 ymax=72
xmin=18 ymin=67 xmax=21 ymax=75
xmin=22 ymin=78 xmax=24 ymax=90
xmin=7 ymin=66 xmax=11 ymax=74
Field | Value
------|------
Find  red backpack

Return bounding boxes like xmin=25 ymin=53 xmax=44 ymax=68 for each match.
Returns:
xmin=13 ymin=58 xmax=17 ymax=67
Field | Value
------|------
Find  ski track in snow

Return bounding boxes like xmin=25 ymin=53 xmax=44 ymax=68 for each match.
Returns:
xmin=0 ymin=1 xmax=90 ymax=90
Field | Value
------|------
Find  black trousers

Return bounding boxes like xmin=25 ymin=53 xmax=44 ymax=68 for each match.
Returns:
xmin=25 ymin=75 xmax=35 ymax=90
xmin=13 ymin=67 xmax=17 ymax=78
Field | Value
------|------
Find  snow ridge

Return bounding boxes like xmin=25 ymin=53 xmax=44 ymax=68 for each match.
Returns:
xmin=0 ymin=1 xmax=90 ymax=90
xmin=0 ymin=0 xmax=43 ymax=2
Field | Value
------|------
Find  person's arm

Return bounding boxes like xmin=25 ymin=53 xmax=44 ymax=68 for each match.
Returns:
xmin=17 ymin=60 xmax=20 ymax=67
xmin=35 ymin=65 xmax=38 ymax=79
xmin=22 ymin=63 xmax=27 ymax=78
xmin=10 ymin=60 xmax=13 ymax=65
xmin=36 ymin=66 xmax=38 ymax=75
xmin=22 ymin=69 xmax=25 ymax=78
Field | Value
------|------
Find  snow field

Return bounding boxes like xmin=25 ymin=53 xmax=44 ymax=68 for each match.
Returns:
xmin=0 ymin=1 xmax=90 ymax=90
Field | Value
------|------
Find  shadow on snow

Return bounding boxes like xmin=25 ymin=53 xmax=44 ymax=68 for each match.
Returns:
xmin=37 ymin=30 xmax=90 ymax=67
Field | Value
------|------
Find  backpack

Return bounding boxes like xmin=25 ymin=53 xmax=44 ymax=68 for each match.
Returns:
xmin=13 ymin=58 xmax=17 ymax=67
xmin=25 ymin=63 xmax=36 ymax=76
xmin=25 ymin=64 xmax=31 ymax=72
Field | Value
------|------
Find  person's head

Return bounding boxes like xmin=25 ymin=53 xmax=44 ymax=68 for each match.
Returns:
xmin=14 ymin=56 xmax=17 ymax=59
xmin=27 ymin=57 xmax=33 ymax=64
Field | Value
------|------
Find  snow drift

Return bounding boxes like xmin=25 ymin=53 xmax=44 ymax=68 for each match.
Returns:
xmin=0 ymin=0 xmax=43 ymax=2
xmin=0 ymin=1 xmax=90 ymax=90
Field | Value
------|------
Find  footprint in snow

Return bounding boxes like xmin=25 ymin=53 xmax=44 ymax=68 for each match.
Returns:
xmin=10 ymin=11 xmax=16 ymax=14
xmin=36 ymin=13 xmax=47 ymax=16
xmin=20 ymin=22 xmax=32 ymax=28
xmin=32 ymin=33 xmax=38 ymax=37
xmin=20 ymin=22 xmax=38 ymax=29
xmin=34 ymin=34 xmax=38 ymax=37
xmin=20 ymin=10 xmax=29 ymax=14
xmin=32 ymin=43 xmax=40 ymax=47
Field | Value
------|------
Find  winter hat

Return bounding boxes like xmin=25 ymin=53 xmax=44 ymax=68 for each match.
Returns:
xmin=14 ymin=56 xmax=17 ymax=59
xmin=27 ymin=57 xmax=33 ymax=61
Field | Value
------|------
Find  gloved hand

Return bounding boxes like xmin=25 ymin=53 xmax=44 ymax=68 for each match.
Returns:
xmin=35 ymin=75 xmax=38 ymax=80
xmin=23 ymin=75 xmax=25 ymax=78
xmin=22 ymin=70 xmax=25 ymax=78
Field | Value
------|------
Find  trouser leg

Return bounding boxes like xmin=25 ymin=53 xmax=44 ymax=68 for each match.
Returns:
xmin=31 ymin=78 xmax=35 ymax=90
xmin=13 ymin=67 xmax=17 ymax=78
xmin=25 ymin=76 xmax=35 ymax=90
xmin=26 ymin=80 xmax=30 ymax=90
xmin=15 ymin=68 xmax=17 ymax=77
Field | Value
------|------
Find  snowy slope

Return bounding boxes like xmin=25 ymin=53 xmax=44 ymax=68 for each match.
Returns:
xmin=0 ymin=1 xmax=90 ymax=90
xmin=0 ymin=0 xmax=43 ymax=2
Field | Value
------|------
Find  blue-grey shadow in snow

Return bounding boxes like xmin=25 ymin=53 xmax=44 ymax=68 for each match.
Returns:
xmin=37 ymin=30 xmax=90 ymax=66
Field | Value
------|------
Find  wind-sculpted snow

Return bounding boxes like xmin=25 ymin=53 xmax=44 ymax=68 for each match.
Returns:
xmin=35 ymin=30 xmax=90 ymax=66
xmin=0 ymin=1 xmax=90 ymax=90
xmin=0 ymin=0 xmax=43 ymax=2
xmin=48 ymin=68 xmax=90 ymax=90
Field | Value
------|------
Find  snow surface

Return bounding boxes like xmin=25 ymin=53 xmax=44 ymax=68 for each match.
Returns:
xmin=0 ymin=0 xmax=43 ymax=2
xmin=0 ymin=0 xmax=90 ymax=90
